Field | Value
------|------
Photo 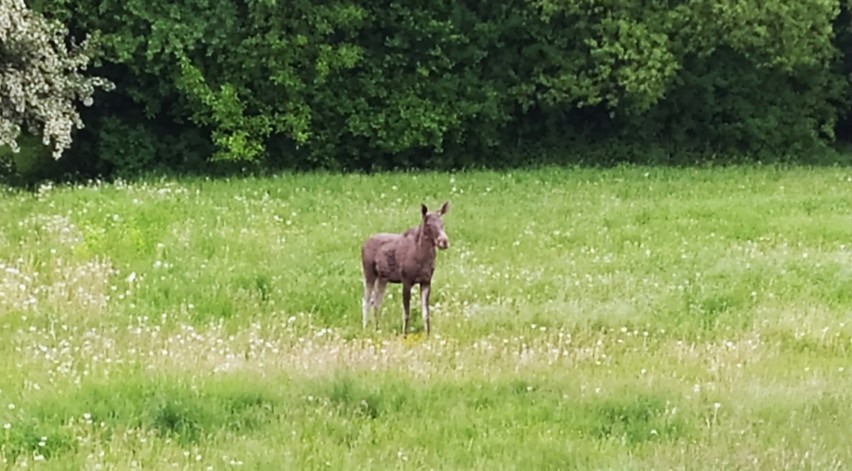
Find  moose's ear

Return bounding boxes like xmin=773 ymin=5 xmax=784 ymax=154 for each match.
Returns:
xmin=439 ymin=201 xmax=450 ymax=216
xmin=421 ymin=204 xmax=428 ymax=218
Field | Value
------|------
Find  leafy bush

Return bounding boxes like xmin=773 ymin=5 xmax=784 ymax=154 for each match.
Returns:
xmin=28 ymin=0 xmax=852 ymax=173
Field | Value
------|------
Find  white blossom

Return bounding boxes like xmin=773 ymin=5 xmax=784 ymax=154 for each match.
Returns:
xmin=0 ymin=0 xmax=114 ymax=159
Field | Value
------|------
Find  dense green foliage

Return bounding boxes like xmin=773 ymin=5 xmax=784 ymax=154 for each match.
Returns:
xmin=26 ymin=0 xmax=852 ymax=173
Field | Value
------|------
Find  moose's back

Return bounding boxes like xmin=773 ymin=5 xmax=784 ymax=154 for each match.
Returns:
xmin=362 ymin=233 xmax=407 ymax=283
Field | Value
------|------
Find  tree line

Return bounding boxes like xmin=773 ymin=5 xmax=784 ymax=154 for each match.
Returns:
xmin=4 ymin=0 xmax=852 ymax=176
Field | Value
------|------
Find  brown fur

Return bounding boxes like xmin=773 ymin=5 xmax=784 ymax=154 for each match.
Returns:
xmin=361 ymin=202 xmax=450 ymax=335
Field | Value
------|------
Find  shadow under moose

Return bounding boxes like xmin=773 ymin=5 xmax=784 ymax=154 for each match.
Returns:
xmin=361 ymin=201 xmax=450 ymax=336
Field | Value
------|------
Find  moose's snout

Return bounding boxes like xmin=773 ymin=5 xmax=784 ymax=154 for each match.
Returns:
xmin=436 ymin=232 xmax=449 ymax=250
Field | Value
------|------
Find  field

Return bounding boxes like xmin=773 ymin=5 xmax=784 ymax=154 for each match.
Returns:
xmin=1 ymin=166 xmax=851 ymax=470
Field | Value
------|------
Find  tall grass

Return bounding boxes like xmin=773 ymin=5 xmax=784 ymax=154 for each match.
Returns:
xmin=1 ymin=166 xmax=851 ymax=469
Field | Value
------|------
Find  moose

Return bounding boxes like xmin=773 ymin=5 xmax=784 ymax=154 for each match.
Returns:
xmin=361 ymin=202 xmax=450 ymax=336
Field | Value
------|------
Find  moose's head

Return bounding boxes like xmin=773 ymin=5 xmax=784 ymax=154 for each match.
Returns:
xmin=420 ymin=201 xmax=450 ymax=250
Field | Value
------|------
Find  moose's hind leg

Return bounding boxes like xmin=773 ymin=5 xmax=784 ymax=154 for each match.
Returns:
xmin=402 ymin=281 xmax=413 ymax=336
xmin=362 ymin=277 xmax=375 ymax=329
xmin=371 ymin=279 xmax=388 ymax=331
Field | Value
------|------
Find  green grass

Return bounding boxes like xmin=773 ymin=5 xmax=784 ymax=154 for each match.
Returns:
xmin=1 ymin=165 xmax=851 ymax=469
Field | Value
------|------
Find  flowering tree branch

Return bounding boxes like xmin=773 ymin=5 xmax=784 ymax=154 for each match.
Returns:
xmin=0 ymin=0 xmax=114 ymax=159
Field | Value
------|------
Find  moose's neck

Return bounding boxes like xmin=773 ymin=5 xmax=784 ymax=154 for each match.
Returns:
xmin=415 ymin=226 xmax=436 ymax=258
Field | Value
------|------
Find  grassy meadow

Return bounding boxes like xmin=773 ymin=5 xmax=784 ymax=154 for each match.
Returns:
xmin=1 ymin=166 xmax=851 ymax=469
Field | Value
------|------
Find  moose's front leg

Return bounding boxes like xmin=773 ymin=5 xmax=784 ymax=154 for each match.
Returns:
xmin=420 ymin=282 xmax=431 ymax=335
xmin=402 ymin=281 xmax=412 ymax=336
